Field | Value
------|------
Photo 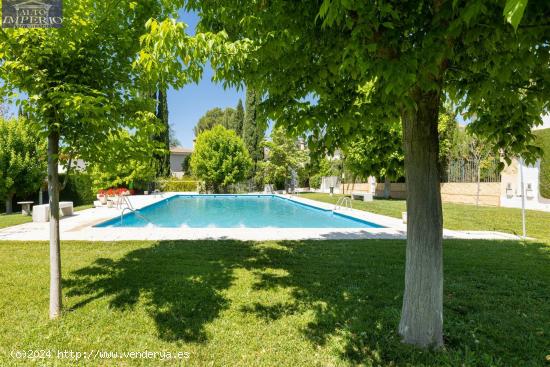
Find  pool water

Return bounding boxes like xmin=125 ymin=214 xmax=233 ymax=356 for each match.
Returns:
xmin=95 ymin=195 xmax=384 ymax=228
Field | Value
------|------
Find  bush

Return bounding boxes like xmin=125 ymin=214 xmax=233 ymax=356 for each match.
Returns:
xmin=59 ymin=172 xmax=95 ymax=206
xmin=157 ymin=178 xmax=198 ymax=192
xmin=534 ymin=128 xmax=550 ymax=198
xmin=190 ymin=125 xmax=252 ymax=193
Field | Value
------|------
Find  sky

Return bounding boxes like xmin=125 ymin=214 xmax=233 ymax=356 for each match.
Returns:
xmin=169 ymin=10 xmax=244 ymax=148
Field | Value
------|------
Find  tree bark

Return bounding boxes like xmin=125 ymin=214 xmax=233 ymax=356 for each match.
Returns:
xmin=48 ymin=129 xmax=62 ymax=319
xmin=476 ymin=161 xmax=481 ymax=207
xmin=383 ymin=177 xmax=391 ymax=199
xmin=399 ymin=90 xmax=444 ymax=348
xmin=5 ymin=193 xmax=13 ymax=214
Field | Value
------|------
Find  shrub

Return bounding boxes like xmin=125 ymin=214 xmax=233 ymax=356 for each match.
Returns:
xmin=190 ymin=125 xmax=252 ymax=193
xmin=157 ymin=178 xmax=198 ymax=192
xmin=534 ymin=128 xmax=550 ymax=198
xmin=59 ymin=172 xmax=95 ymax=206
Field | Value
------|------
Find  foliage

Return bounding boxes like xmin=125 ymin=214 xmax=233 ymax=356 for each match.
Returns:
xmin=534 ymin=128 xmax=550 ymax=198
xmin=181 ymin=154 xmax=192 ymax=176
xmin=59 ymin=172 xmax=95 ymax=206
xmin=0 ymin=1 xmax=174 ymax=172
xmin=309 ymin=157 xmax=340 ymax=189
xmin=154 ymin=89 xmax=170 ymax=177
xmin=344 ymin=120 xmax=404 ymax=182
xmin=156 ymin=177 xmax=198 ymax=192
xmin=243 ymin=88 xmax=266 ymax=172
xmin=187 ymin=0 xmax=547 ymax=163
xmin=194 ymin=107 xmax=232 ymax=136
xmin=169 ymin=125 xmax=181 ymax=148
xmin=87 ymin=130 xmax=159 ymax=192
xmin=190 ymin=125 xmax=252 ymax=193
xmin=229 ymin=99 xmax=245 ymax=136
xmin=0 ymin=118 xmax=46 ymax=213
xmin=256 ymin=126 xmax=308 ymax=190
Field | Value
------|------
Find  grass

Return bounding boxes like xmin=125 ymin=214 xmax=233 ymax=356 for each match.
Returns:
xmin=0 ymin=239 xmax=548 ymax=366
xmin=0 ymin=204 xmax=95 ymax=229
xmin=298 ymin=193 xmax=550 ymax=242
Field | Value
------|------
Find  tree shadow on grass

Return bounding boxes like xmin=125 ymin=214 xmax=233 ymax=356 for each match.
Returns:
xmin=64 ymin=240 xmax=254 ymax=343
xmin=241 ymin=239 xmax=550 ymax=366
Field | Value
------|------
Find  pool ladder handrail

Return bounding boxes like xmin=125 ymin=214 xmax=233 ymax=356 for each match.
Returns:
xmin=120 ymin=207 xmax=154 ymax=225
xmin=116 ymin=195 xmax=134 ymax=210
xmin=118 ymin=196 xmax=153 ymax=225
xmin=334 ymin=196 xmax=352 ymax=211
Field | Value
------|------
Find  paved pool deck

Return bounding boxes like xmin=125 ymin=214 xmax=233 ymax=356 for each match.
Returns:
xmin=0 ymin=193 xmax=524 ymax=241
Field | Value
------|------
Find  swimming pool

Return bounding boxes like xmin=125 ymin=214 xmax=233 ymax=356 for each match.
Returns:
xmin=95 ymin=195 xmax=384 ymax=228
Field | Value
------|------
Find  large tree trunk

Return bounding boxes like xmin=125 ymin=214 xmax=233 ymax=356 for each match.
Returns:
xmin=48 ymin=129 xmax=62 ymax=319
xmin=5 ymin=193 xmax=13 ymax=214
xmin=398 ymin=90 xmax=444 ymax=348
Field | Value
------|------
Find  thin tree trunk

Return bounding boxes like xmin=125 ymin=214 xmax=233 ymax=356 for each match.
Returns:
xmin=476 ymin=161 xmax=481 ymax=207
xmin=399 ymin=90 xmax=444 ymax=348
xmin=383 ymin=177 xmax=391 ymax=199
xmin=48 ymin=129 xmax=62 ymax=319
xmin=5 ymin=193 xmax=13 ymax=214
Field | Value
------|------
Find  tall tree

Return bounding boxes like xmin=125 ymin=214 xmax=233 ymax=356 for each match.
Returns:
xmin=230 ymin=99 xmax=245 ymax=136
xmin=343 ymin=120 xmax=404 ymax=198
xmin=154 ymin=89 xmax=171 ymax=177
xmin=193 ymin=107 xmax=232 ymax=136
xmin=243 ymin=88 xmax=265 ymax=173
xmin=0 ymin=117 xmax=46 ymax=213
xmin=0 ymin=0 xmax=202 ymax=319
xmin=222 ymin=107 xmax=235 ymax=130
xmin=190 ymin=125 xmax=252 ymax=193
xmin=180 ymin=0 xmax=548 ymax=347
xmin=257 ymin=126 xmax=308 ymax=190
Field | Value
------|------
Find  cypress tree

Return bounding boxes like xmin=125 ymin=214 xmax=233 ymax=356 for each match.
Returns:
xmin=231 ymin=99 xmax=244 ymax=136
xmin=154 ymin=89 xmax=170 ymax=177
xmin=243 ymin=88 xmax=265 ymax=174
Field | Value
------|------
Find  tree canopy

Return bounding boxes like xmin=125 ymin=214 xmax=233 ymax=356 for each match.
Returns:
xmin=194 ymin=107 xmax=236 ymax=136
xmin=190 ymin=125 xmax=252 ymax=193
xmin=257 ymin=126 xmax=308 ymax=190
xmin=179 ymin=0 xmax=549 ymax=347
xmin=0 ymin=0 xmax=204 ymax=319
xmin=243 ymin=88 xmax=266 ymax=174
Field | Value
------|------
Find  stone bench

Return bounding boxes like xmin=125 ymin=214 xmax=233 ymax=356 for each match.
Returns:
xmin=32 ymin=202 xmax=74 ymax=222
xmin=351 ymin=191 xmax=374 ymax=202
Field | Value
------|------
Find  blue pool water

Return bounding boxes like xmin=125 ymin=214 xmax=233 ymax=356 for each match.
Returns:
xmin=95 ymin=195 xmax=383 ymax=228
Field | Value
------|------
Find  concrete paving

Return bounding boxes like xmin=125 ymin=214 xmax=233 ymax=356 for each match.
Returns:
xmin=0 ymin=193 xmax=525 ymax=241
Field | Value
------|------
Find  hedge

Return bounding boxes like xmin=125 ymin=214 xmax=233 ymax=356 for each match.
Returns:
xmin=157 ymin=178 xmax=199 ymax=192
xmin=534 ymin=128 xmax=550 ymax=199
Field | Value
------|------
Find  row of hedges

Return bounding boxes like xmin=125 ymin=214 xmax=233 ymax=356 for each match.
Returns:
xmin=534 ymin=128 xmax=550 ymax=199
xmin=59 ymin=172 xmax=96 ymax=206
xmin=157 ymin=178 xmax=199 ymax=192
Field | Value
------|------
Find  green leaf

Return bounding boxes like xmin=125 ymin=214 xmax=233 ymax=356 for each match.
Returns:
xmin=503 ymin=0 xmax=528 ymax=30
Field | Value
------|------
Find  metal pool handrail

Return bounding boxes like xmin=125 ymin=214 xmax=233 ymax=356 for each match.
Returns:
xmin=120 ymin=207 xmax=153 ymax=225
xmin=334 ymin=196 xmax=353 ymax=211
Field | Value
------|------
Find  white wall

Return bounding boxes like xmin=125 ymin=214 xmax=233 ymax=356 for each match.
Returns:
xmin=170 ymin=153 xmax=189 ymax=174
xmin=500 ymin=159 xmax=550 ymax=212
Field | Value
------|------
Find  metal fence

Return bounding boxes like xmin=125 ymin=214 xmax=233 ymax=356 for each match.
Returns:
xmin=445 ymin=158 xmax=501 ymax=183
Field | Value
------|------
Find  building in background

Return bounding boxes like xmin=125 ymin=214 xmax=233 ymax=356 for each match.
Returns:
xmin=170 ymin=146 xmax=193 ymax=177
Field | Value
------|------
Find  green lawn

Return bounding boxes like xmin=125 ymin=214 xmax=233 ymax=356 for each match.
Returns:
xmin=298 ymin=193 xmax=550 ymax=242
xmin=0 ymin=204 xmax=94 ymax=230
xmin=0 ymin=240 xmax=548 ymax=366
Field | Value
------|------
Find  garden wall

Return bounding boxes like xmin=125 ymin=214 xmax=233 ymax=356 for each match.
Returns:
xmin=440 ymin=182 xmax=501 ymax=206
xmin=341 ymin=180 xmax=501 ymax=205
